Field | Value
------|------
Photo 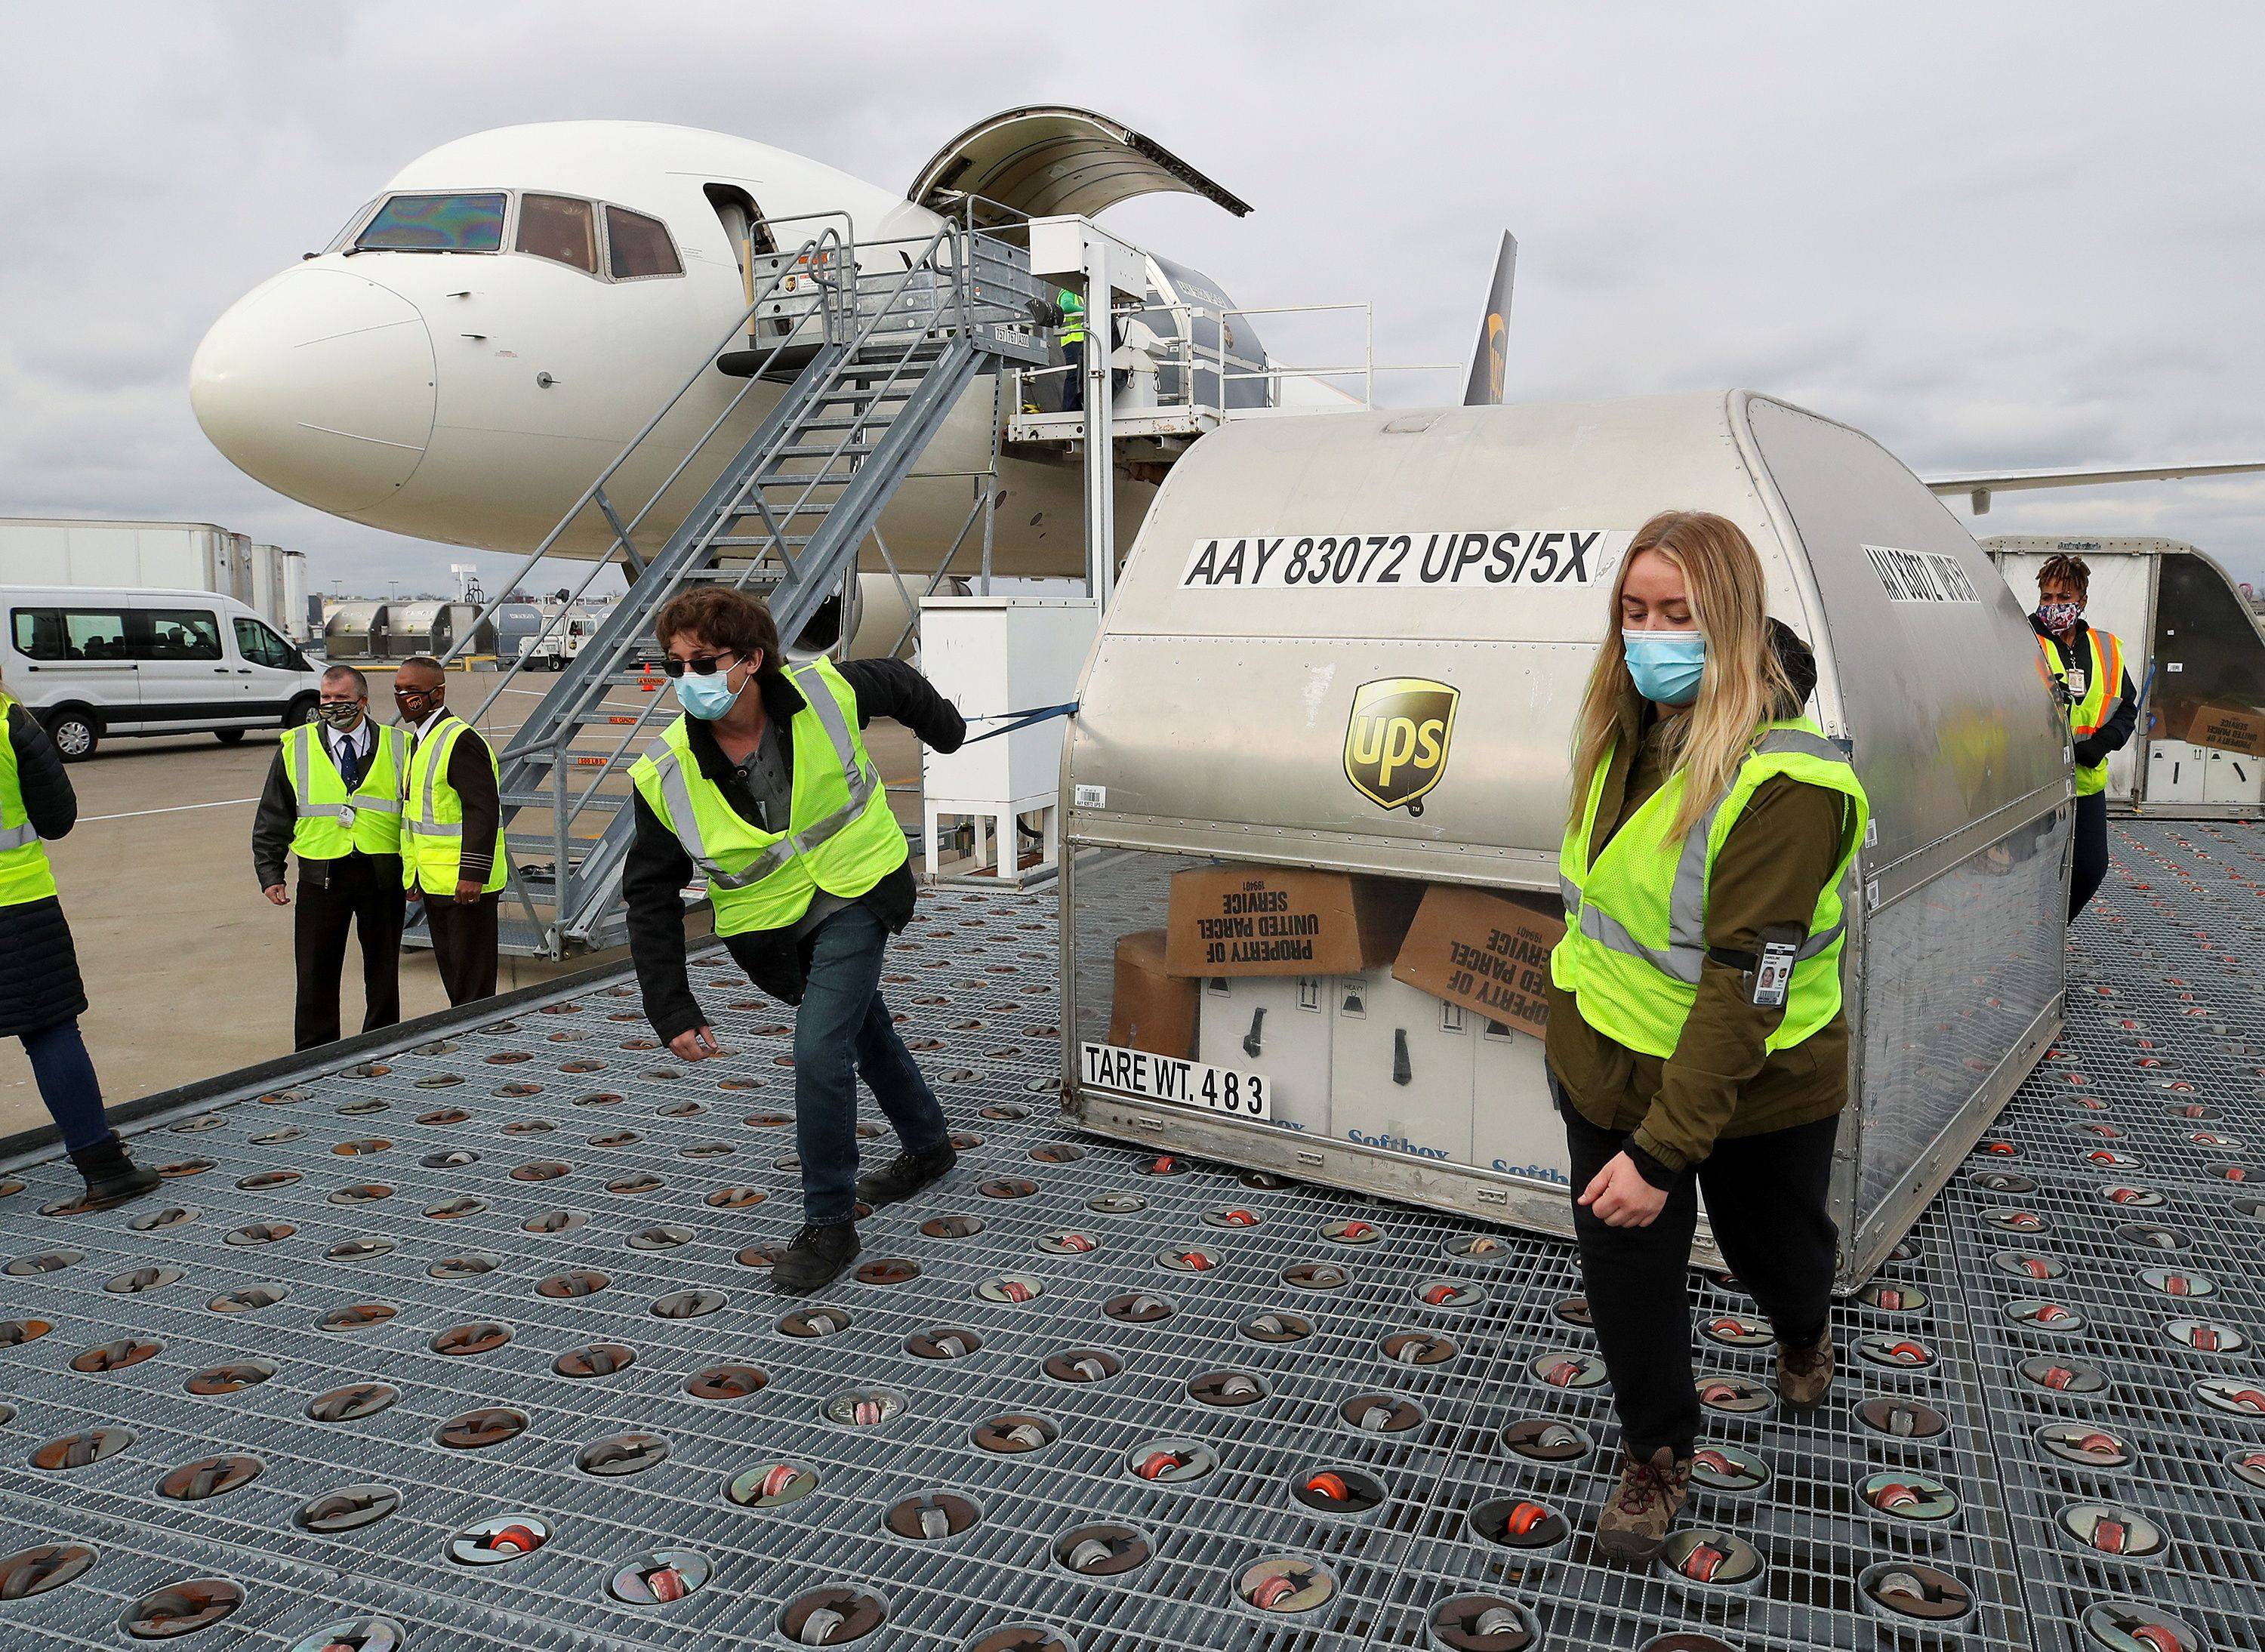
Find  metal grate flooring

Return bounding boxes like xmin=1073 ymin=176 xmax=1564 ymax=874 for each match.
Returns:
xmin=0 ymin=824 xmax=2258 ymax=1650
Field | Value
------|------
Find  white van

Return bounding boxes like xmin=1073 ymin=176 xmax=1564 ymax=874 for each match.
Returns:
xmin=2 ymin=584 xmax=323 ymax=760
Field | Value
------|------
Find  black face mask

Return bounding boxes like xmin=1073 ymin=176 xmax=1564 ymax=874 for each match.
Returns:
xmin=395 ymin=692 xmax=439 ymax=722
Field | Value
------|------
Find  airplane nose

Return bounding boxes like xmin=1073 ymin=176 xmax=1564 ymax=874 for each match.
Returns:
xmin=190 ymin=267 xmax=436 ymax=514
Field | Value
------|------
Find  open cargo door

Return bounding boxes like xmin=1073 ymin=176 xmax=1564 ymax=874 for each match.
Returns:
xmin=911 ymin=106 xmax=1252 ymax=228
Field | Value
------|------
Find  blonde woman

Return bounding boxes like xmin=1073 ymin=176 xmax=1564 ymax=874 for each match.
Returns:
xmin=0 ymin=670 xmax=159 ymax=1208
xmin=1548 ymin=510 xmax=1870 ymax=1561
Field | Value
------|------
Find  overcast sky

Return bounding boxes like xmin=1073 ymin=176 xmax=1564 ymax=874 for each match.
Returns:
xmin=6 ymin=1 xmax=2265 ymax=595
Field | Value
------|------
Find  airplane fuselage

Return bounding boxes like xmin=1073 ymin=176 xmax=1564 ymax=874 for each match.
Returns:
xmin=192 ymin=122 xmax=1151 ymax=581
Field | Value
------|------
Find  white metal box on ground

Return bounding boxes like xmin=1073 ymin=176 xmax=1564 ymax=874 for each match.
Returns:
xmin=920 ymin=595 xmax=1099 ymax=879
xmin=2202 ymin=747 xmax=2265 ymax=806
xmin=1064 ymin=393 xmax=2073 ymax=1291
xmin=1327 ymin=972 xmax=1475 ymax=1164
xmin=1195 ymin=974 xmax=1333 ymax=1136
xmin=2149 ymin=741 xmax=2208 ymax=804
xmin=1470 ymin=1020 xmax=1565 ymax=1186
xmin=920 ymin=596 xmax=1099 ymax=801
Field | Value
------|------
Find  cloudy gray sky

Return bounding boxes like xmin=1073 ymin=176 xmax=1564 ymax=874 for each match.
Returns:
xmin=6 ymin=1 xmax=2265 ymax=593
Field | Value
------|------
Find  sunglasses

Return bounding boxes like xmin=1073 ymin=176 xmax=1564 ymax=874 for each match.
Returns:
xmin=656 ymin=652 xmax=747 ymax=679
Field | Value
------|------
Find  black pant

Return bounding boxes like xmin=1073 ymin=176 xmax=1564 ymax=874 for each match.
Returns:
xmin=292 ymin=855 xmax=405 ymax=1050
xmin=2069 ymin=791 xmax=2109 ymax=922
xmin=421 ymin=892 xmax=498 ymax=1006
xmin=1561 ymin=1089 xmax=1839 ymax=1460
xmin=1061 ymin=339 xmax=1083 ymax=412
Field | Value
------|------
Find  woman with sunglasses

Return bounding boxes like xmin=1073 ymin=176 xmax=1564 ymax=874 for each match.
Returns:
xmin=622 ymin=587 xmax=967 ymax=1293
xmin=1549 ymin=510 xmax=1869 ymax=1561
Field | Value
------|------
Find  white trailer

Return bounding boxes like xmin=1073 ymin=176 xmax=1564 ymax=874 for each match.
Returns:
xmin=0 ymin=518 xmax=309 ymax=640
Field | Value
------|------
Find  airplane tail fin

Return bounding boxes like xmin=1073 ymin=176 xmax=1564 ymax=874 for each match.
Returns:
xmin=1462 ymin=232 xmax=1517 ymax=405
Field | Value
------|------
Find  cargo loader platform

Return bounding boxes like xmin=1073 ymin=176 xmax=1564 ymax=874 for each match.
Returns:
xmin=0 ymin=824 xmax=2258 ymax=1650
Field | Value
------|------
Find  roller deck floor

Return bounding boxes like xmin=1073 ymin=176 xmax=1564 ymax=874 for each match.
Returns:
xmin=0 ymin=821 xmax=2258 ymax=1650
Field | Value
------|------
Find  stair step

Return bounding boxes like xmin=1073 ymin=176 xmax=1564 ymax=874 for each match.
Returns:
xmin=771 ymin=442 xmax=877 ymax=460
xmin=501 ymin=789 xmax=628 ymax=809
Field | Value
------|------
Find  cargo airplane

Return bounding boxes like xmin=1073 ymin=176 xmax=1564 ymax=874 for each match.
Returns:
xmin=193 ymin=106 xmax=2265 ymax=653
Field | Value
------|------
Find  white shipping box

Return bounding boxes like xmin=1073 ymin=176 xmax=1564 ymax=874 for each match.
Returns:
xmin=1197 ymin=974 xmax=1333 ymax=1136
xmin=2203 ymin=747 xmax=2265 ymax=806
xmin=2148 ymin=740 xmax=2208 ymax=805
xmin=1469 ymin=1019 xmax=1568 ymax=1186
xmin=1329 ymin=971 xmax=1475 ymax=1163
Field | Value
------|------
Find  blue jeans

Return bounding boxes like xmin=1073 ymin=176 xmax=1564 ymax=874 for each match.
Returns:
xmin=794 ymin=905 xmax=951 ymax=1224
xmin=20 ymin=1019 xmax=109 ymax=1153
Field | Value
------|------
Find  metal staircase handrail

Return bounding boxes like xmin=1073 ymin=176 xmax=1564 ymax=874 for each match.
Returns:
xmin=436 ymin=225 xmax=851 ymax=701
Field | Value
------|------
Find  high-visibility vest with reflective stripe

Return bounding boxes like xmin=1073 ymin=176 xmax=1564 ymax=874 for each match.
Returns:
xmin=1058 ymin=288 xmax=1086 ymax=344
xmin=402 ymin=714 xmax=506 ymax=895
xmin=2038 ymin=626 xmax=2124 ymax=797
xmin=1551 ymin=716 xmax=1871 ymax=1060
xmin=281 ymin=721 xmax=405 ymax=861
xmin=0 ymin=692 xmax=58 ymax=909
xmin=627 ymin=657 xmax=908 ymax=938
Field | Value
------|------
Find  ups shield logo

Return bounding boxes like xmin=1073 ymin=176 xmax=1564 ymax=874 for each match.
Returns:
xmin=1344 ymin=678 xmax=1459 ymax=815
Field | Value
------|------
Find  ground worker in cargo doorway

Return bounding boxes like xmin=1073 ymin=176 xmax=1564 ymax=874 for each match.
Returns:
xmin=0 ymin=670 xmax=161 ymax=1209
xmin=2032 ymin=553 xmax=2135 ymax=921
xmin=621 ymin=587 xmax=969 ymax=1294
xmin=393 ymin=657 xmax=504 ymax=1004
xmin=1056 ymin=284 xmax=1086 ymax=413
xmin=1548 ymin=510 xmax=1871 ymax=1564
xmin=253 ymin=665 xmax=408 ymax=1049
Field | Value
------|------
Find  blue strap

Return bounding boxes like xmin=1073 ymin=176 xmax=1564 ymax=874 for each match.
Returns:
xmin=960 ymin=702 xmax=1079 ymax=745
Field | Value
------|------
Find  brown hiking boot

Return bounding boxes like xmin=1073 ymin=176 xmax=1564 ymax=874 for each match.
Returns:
xmin=1777 ymin=1333 xmax=1835 ymax=1409
xmin=1594 ymin=1446 xmax=1692 ymax=1562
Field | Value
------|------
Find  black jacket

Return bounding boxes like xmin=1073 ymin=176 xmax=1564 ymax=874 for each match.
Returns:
xmin=0 ymin=703 xmax=88 ymax=1036
xmin=2030 ymin=615 xmax=2137 ymax=769
xmin=624 ymin=659 xmax=966 ymax=1040
xmin=251 ymin=720 xmax=406 ymax=890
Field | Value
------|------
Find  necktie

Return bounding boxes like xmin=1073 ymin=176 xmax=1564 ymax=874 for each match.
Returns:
xmin=336 ymin=732 xmax=362 ymax=791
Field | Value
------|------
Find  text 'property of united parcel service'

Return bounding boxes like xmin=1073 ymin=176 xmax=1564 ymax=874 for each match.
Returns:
xmin=1180 ymin=530 xmax=1634 ymax=590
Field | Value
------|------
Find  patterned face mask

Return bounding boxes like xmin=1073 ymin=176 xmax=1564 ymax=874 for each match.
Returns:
xmin=2035 ymin=600 xmax=2082 ymax=634
xmin=316 ymin=701 xmax=364 ymax=729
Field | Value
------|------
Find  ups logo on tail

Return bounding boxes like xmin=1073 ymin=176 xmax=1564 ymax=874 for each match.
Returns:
xmin=1344 ymin=678 xmax=1459 ymax=816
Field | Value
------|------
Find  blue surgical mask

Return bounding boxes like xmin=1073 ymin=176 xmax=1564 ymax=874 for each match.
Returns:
xmin=673 ymin=665 xmax=746 ymax=720
xmin=1622 ymin=629 xmax=1707 ymax=706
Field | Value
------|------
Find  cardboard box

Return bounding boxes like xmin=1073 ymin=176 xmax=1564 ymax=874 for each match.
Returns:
xmin=2180 ymin=701 xmax=2265 ymax=758
xmin=1391 ymin=883 xmax=1565 ymax=1039
xmin=1106 ymin=930 xmax=1197 ymax=1059
xmin=1165 ymin=865 xmax=1419 ymax=979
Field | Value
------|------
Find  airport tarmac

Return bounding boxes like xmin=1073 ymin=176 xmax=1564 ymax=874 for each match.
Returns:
xmin=0 ymin=662 xmax=930 ymax=1142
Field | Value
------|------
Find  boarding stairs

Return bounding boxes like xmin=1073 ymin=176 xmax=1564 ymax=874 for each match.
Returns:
xmin=425 ymin=212 xmax=1049 ymax=959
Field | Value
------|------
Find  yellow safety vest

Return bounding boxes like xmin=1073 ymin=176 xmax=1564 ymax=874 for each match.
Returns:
xmin=281 ymin=721 xmax=405 ymax=861
xmin=0 ymin=692 xmax=60 ymax=909
xmin=628 ymin=657 xmax=907 ymax=938
xmin=1058 ymin=288 xmax=1086 ymax=345
xmin=402 ymin=714 xmax=507 ymax=895
xmin=1552 ymin=716 xmax=1870 ymax=1059
xmin=2038 ymin=626 xmax=2125 ymax=798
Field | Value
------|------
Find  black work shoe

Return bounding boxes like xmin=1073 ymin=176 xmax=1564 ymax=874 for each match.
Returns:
xmin=66 ymin=1134 xmax=161 ymax=1211
xmin=855 ymin=1143 xmax=958 ymax=1210
xmin=772 ymin=1222 xmax=860 ymax=1295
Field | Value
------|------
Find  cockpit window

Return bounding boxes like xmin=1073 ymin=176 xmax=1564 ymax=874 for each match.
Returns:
xmin=515 ymin=194 xmax=597 ymax=274
xmin=606 ymin=206 xmax=683 ymax=279
xmin=356 ymin=193 xmax=507 ymax=252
